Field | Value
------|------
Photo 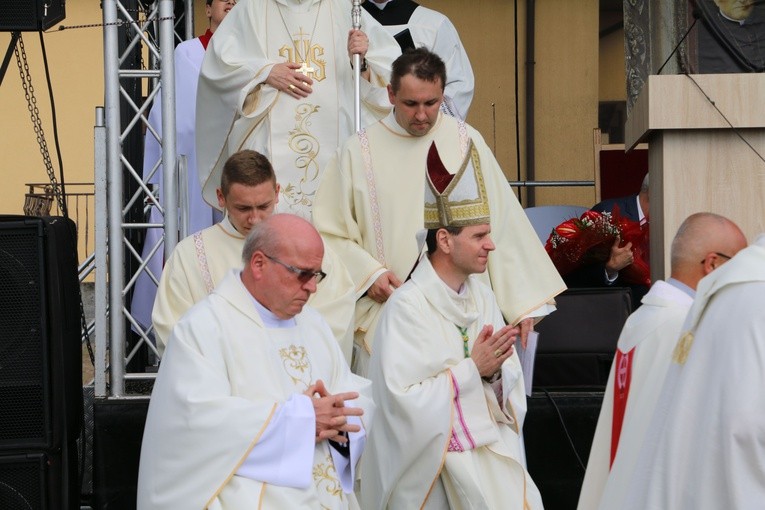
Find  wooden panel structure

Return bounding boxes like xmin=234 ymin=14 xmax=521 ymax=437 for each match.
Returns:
xmin=626 ymin=74 xmax=765 ymax=279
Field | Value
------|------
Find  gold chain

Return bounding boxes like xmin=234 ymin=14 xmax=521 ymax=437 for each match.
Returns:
xmin=275 ymin=0 xmax=323 ymax=64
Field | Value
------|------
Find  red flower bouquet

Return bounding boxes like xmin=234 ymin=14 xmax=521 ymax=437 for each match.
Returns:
xmin=545 ymin=206 xmax=650 ymax=286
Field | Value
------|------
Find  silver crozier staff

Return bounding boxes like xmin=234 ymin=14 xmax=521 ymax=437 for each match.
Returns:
xmin=352 ymin=0 xmax=362 ymax=131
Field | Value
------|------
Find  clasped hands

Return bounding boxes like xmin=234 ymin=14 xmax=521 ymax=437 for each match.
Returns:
xmin=305 ymin=379 xmax=363 ymax=444
xmin=471 ymin=324 xmax=519 ymax=378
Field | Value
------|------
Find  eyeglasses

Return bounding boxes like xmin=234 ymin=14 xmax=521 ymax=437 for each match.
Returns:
xmin=264 ymin=253 xmax=326 ymax=283
xmin=700 ymin=252 xmax=732 ymax=265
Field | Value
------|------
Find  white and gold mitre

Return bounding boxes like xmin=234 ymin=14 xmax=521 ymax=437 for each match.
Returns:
xmin=424 ymin=139 xmax=490 ymax=229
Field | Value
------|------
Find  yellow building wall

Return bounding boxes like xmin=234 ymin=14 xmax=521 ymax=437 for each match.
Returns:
xmin=0 ymin=1 xmax=102 ymax=209
xmin=421 ymin=0 xmax=600 ymax=208
xmin=600 ymin=27 xmax=626 ymax=102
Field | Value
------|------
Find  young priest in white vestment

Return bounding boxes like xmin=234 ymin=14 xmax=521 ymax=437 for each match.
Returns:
xmin=313 ymin=47 xmax=565 ymax=376
xmin=577 ymin=212 xmax=747 ymax=510
xmin=138 ymin=214 xmax=372 ymax=509
xmin=361 ymin=141 xmax=543 ymax=509
xmin=362 ymin=0 xmax=474 ymax=119
xmin=152 ymin=150 xmax=357 ymax=361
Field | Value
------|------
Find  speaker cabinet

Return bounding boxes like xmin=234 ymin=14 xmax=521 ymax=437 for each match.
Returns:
xmin=0 ymin=0 xmax=66 ymax=32
xmin=0 ymin=216 xmax=82 ymax=509
xmin=533 ymin=287 xmax=632 ymax=390
xmin=524 ymin=391 xmax=604 ymax=510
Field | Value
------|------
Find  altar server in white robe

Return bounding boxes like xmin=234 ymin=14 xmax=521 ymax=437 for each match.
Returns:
xmin=363 ymin=0 xmax=474 ymax=119
xmin=361 ymin=141 xmax=543 ymax=510
xmin=314 ymin=48 xmax=565 ymax=375
xmin=196 ymin=0 xmax=401 ymax=219
xmin=152 ymin=150 xmax=357 ymax=362
xmin=619 ymin=233 xmax=765 ymax=510
xmin=577 ymin=212 xmax=747 ymax=510
xmin=131 ymin=0 xmax=233 ymax=334
xmin=138 ymin=214 xmax=372 ymax=509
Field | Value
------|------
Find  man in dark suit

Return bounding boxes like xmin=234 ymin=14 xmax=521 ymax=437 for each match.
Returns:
xmin=564 ymin=174 xmax=650 ymax=306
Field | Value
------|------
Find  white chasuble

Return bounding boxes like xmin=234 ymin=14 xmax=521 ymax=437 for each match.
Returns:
xmin=576 ymin=280 xmax=693 ymax=510
xmin=621 ymin=236 xmax=765 ymax=510
xmin=151 ymin=217 xmax=244 ymax=354
xmin=137 ymin=270 xmax=373 ymax=509
xmin=361 ymin=256 xmax=543 ymax=510
xmin=197 ymin=0 xmax=400 ymax=219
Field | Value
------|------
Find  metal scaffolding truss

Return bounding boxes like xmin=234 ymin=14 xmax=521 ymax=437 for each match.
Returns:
xmin=96 ymin=0 xmax=193 ymax=397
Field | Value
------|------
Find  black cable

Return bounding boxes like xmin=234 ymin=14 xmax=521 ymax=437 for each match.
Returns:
xmin=656 ymin=8 xmax=700 ymax=75
xmin=684 ymin=73 xmax=765 ymax=165
xmin=543 ymin=389 xmax=586 ymax=472
xmin=513 ymin=0 xmax=522 ymax=204
xmin=38 ymin=31 xmax=96 ymax=369
xmin=38 ymin=30 xmax=68 ymax=218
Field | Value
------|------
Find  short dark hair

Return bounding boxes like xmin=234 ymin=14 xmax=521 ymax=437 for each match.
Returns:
xmin=206 ymin=0 xmax=213 ymax=5
xmin=425 ymin=226 xmax=464 ymax=254
xmin=390 ymin=48 xmax=446 ymax=95
xmin=220 ymin=150 xmax=276 ymax=196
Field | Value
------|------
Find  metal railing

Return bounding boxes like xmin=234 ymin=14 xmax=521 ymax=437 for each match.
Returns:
xmin=24 ymin=182 xmax=96 ymax=279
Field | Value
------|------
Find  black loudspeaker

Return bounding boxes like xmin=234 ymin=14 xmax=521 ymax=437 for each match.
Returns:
xmin=93 ymin=398 xmax=150 ymax=510
xmin=524 ymin=391 xmax=604 ymax=510
xmin=0 ymin=0 xmax=66 ymax=32
xmin=533 ymin=287 xmax=632 ymax=390
xmin=0 ymin=216 xmax=82 ymax=509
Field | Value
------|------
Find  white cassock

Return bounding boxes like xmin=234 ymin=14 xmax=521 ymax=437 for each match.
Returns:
xmin=137 ymin=269 xmax=373 ymax=509
xmin=621 ymin=235 xmax=765 ymax=510
xmin=363 ymin=0 xmax=474 ymax=119
xmin=576 ymin=279 xmax=693 ymax=510
xmin=196 ymin=0 xmax=401 ymax=219
xmin=361 ymin=255 xmax=543 ymax=510
xmin=313 ymin=112 xmax=566 ymax=374
xmin=132 ymin=33 xmax=217 ymax=333
xmin=151 ymin=217 xmax=357 ymax=362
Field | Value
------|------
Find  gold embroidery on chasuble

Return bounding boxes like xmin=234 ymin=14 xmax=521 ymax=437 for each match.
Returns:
xmin=281 ymin=103 xmax=322 ymax=210
xmin=276 ymin=25 xmax=326 ymax=213
xmin=313 ymin=454 xmax=343 ymax=499
xmin=278 ymin=27 xmax=327 ymax=82
xmin=672 ymin=331 xmax=695 ymax=365
xmin=278 ymin=344 xmax=313 ymax=389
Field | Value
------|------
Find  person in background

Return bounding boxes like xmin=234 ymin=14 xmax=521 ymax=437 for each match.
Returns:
xmin=196 ymin=0 xmax=401 ymax=220
xmin=564 ymin=173 xmax=650 ymax=306
xmin=578 ymin=212 xmax=747 ymax=510
xmin=363 ymin=0 xmax=474 ymax=119
xmin=151 ymin=150 xmax=278 ymax=355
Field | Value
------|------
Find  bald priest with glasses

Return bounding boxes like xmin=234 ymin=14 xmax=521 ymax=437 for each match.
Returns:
xmin=138 ymin=213 xmax=373 ymax=509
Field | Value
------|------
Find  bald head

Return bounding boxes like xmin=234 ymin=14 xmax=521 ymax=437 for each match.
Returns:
xmin=241 ymin=214 xmax=325 ymax=319
xmin=670 ymin=212 xmax=747 ymax=289
xmin=242 ymin=214 xmax=323 ymax=265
